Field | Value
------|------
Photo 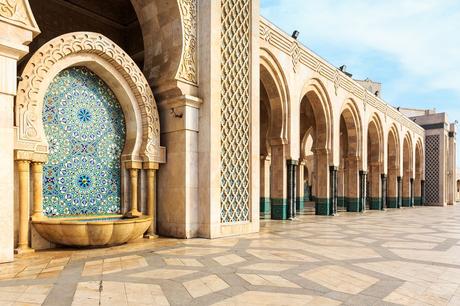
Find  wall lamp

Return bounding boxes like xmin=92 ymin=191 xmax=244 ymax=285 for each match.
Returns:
xmin=291 ymin=30 xmax=300 ymax=40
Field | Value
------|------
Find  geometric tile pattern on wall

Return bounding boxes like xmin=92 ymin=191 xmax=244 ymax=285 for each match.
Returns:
xmin=425 ymin=135 xmax=440 ymax=204
xmin=43 ymin=67 xmax=126 ymax=216
xmin=220 ymin=0 xmax=251 ymax=222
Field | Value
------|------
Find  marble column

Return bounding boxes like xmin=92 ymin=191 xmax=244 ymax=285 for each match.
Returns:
xmin=144 ymin=163 xmax=158 ymax=238
xmin=387 ymin=168 xmax=398 ymax=208
xmin=286 ymin=160 xmax=298 ymax=220
xmin=330 ymin=166 xmax=338 ymax=215
xmin=410 ymin=178 xmax=415 ymax=207
xmin=397 ymin=176 xmax=402 ymax=208
xmin=31 ymin=162 xmax=45 ymax=221
xmin=315 ymin=150 xmax=331 ymax=215
xmin=345 ymin=156 xmax=360 ymax=212
xmin=296 ymin=162 xmax=305 ymax=212
xmin=260 ymin=155 xmax=271 ymax=218
xmin=381 ymin=174 xmax=387 ymax=210
xmin=16 ymin=160 xmax=33 ymax=254
xmin=368 ymin=163 xmax=382 ymax=210
xmin=126 ymin=164 xmax=141 ymax=217
xmin=359 ymin=171 xmax=367 ymax=212
xmin=270 ymin=144 xmax=287 ymax=220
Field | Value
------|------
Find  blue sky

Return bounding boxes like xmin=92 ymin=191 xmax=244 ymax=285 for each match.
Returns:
xmin=261 ymin=0 xmax=460 ymax=164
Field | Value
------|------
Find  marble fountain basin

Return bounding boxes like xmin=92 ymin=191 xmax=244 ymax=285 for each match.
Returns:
xmin=32 ymin=215 xmax=152 ymax=247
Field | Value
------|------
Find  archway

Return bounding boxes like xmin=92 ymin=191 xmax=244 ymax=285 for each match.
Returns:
xmin=387 ymin=125 xmax=401 ymax=208
xmin=415 ymin=139 xmax=424 ymax=205
xmin=402 ymin=133 xmax=414 ymax=207
xmin=299 ymin=79 xmax=332 ymax=215
xmin=367 ymin=115 xmax=384 ymax=210
xmin=299 ymin=127 xmax=315 ymax=214
xmin=14 ymin=32 xmax=163 ymax=252
xmin=23 ymin=0 xmax=187 ymax=89
xmin=338 ymin=101 xmax=362 ymax=212
xmin=259 ymin=50 xmax=289 ymax=219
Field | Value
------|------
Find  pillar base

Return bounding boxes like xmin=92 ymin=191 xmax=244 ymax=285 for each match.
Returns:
xmin=414 ymin=197 xmax=422 ymax=206
xmin=296 ymin=197 xmax=304 ymax=211
xmin=346 ymin=198 xmax=360 ymax=212
xmin=271 ymin=198 xmax=287 ymax=220
xmin=338 ymin=197 xmax=346 ymax=210
xmin=402 ymin=198 xmax=412 ymax=207
xmin=387 ymin=197 xmax=398 ymax=208
xmin=315 ymin=198 xmax=333 ymax=216
xmin=143 ymin=234 xmax=159 ymax=239
xmin=260 ymin=198 xmax=271 ymax=218
xmin=14 ymin=246 xmax=34 ymax=255
xmin=125 ymin=210 xmax=142 ymax=218
xmin=31 ymin=215 xmax=47 ymax=221
xmin=369 ymin=198 xmax=382 ymax=210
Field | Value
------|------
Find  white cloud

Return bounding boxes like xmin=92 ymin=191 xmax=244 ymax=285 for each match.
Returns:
xmin=261 ymin=0 xmax=460 ymax=95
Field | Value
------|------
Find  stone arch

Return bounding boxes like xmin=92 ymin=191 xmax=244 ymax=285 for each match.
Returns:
xmin=402 ymin=132 xmax=414 ymax=207
xmin=387 ymin=124 xmax=401 ymax=208
xmin=259 ymin=48 xmax=290 ymax=219
xmin=15 ymin=32 xmax=164 ymax=163
xmin=131 ymin=0 xmax=196 ymax=89
xmin=299 ymin=78 xmax=333 ymax=215
xmin=367 ymin=113 xmax=384 ymax=210
xmin=340 ymin=99 xmax=362 ymax=158
xmin=414 ymin=138 xmax=424 ymax=205
xmin=338 ymin=99 xmax=362 ymax=212
xmin=260 ymin=48 xmax=289 ymax=142
xmin=300 ymin=78 xmax=333 ymax=153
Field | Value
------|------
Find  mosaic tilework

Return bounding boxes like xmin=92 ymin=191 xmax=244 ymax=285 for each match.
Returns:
xmin=43 ymin=67 xmax=126 ymax=216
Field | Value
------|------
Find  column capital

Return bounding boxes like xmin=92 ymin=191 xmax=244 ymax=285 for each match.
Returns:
xmin=143 ymin=162 xmax=159 ymax=170
xmin=125 ymin=161 xmax=142 ymax=170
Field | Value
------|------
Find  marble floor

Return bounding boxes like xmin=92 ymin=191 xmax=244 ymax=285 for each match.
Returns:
xmin=1 ymin=206 xmax=460 ymax=306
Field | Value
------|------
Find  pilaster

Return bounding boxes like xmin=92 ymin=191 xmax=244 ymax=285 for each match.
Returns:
xmin=158 ymin=95 xmax=201 ymax=238
xmin=0 ymin=1 xmax=39 ymax=263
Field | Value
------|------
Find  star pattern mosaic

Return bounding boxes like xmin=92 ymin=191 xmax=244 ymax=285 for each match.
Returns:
xmin=1 ymin=206 xmax=460 ymax=305
xmin=42 ymin=67 xmax=126 ymax=216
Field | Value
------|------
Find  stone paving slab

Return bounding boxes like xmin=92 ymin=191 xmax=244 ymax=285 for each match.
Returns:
xmin=1 ymin=206 xmax=460 ymax=305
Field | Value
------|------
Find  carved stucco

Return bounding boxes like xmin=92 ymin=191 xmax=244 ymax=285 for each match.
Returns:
xmin=176 ymin=0 xmax=197 ymax=85
xmin=0 ymin=0 xmax=39 ymax=34
xmin=15 ymin=32 xmax=164 ymax=163
xmin=259 ymin=17 xmax=424 ymax=137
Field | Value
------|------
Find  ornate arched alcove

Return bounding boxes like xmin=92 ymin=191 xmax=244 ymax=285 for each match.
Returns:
xmin=14 ymin=32 xmax=165 ymax=252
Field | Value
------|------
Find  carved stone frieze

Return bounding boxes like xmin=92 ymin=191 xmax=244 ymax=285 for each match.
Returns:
xmin=0 ymin=0 xmax=39 ymax=33
xmin=177 ymin=0 xmax=198 ymax=85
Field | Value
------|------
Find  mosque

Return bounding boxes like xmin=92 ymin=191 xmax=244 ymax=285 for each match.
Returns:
xmin=0 ymin=0 xmax=456 ymax=263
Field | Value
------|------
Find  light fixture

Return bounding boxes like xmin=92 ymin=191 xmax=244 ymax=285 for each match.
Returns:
xmin=291 ymin=30 xmax=300 ymax=40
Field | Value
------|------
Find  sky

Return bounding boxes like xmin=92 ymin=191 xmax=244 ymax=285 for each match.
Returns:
xmin=261 ymin=0 xmax=460 ymax=165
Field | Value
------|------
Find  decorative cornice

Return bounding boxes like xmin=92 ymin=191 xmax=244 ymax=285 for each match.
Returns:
xmin=259 ymin=17 xmax=424 ymax=137
xmin=176 ymin=0 xmax=198 ymax=86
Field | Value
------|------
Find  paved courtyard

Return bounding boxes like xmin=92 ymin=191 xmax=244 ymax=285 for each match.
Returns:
xmin=1 ymin=206 xmax=460 ymax=306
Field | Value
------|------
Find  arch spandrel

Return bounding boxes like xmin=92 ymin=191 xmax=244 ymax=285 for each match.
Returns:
xmin=131 ymin=0 xmax=197 ymax=91
xmin=14 ymin=32 xmax=165 ymax=163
